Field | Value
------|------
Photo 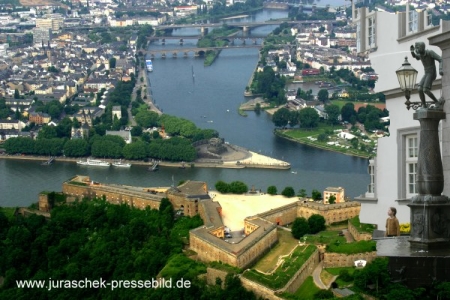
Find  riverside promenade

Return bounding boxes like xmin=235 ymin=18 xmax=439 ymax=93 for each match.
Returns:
xmin=0 ymin=149 xmax=290 ymax=170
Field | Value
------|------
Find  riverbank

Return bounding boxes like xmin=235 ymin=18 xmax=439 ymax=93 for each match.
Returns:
xmin=0 ymin=150 xmax=291 ymax=170
xmin=274 ymin=130 xmax=371 ymax=159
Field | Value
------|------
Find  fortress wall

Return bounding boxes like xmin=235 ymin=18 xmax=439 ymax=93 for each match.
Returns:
xmin=62 ymin=183 xmax=93 ymax=199
xmin=206 ymin=267 xmax=228 ymax=288
xmin=239 ymin=276 xmax=284 ymax=300
xmin=323 ymin=251 xmax=377 ymax=268
xmin=281 ymin=248 xmax=320 ymax=294
xmin=62 ymin=183 xmax=161 ymax=210
xmin=189 ymin=225 xmax=278 ymax=269
xmin=38 ymin=193 xmax=50 ymax=212
xmin=257 ymin=202 xmax=299 ymax=226
xmin=348 ymin=220 xmax=373 ymax=241
xmin=297 ymin=202 xmax=361 ymax=225
xmin=236 ymin=226 xmax=278 ymax=268
xmin=167 ymin=193 xmax=198 ymax=216
xmin=189 ymin=233 xmax=238 ymax=267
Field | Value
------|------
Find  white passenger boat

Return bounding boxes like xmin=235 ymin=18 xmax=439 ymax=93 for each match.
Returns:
xmin=112 ymin=160 xmax=131 ymax=168
xmin=77 ymin=158 xmax=110 ymax=167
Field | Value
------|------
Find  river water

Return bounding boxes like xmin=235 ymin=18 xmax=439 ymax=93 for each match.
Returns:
xmin=0 ymin=4 xmax=367 ymax=207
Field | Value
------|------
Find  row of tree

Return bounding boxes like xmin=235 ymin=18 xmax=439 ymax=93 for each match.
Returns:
xmin=3 ymin=134 xmax=197 ymax=162
xmin=272 ymin=107 xmax=320 ymax=128
xmin=291 ymin=215 xmax=326 ymax=239
xmin=272 ymin=102 xmax=388 ymax=132
xmin=215 ymin=181 xmax=248 ymax=194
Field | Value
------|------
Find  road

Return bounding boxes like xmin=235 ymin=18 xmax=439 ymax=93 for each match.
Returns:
xmin=127 ymin=61 xmax=162 ymax=127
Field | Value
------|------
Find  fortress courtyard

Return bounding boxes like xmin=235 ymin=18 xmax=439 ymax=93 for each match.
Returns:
xmin=209 ymin=192 xmax=300 ymax=231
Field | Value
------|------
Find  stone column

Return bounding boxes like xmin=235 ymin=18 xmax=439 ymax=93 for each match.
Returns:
xmin=414 ymin=110 xmax=445 ymax=196
xmin=429 ymin=30 xmax=450 ymax=196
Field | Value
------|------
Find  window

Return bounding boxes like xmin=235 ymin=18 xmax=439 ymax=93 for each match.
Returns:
xmin=356 ymin=24 xmax=361 ymax=52
xmin=368 ymin=163 xmax=375 ymax=194
xmin=426 ymin=10 xmax=433 ymax=27
xmin=368 ymin=17 xmax=376 ymax=48
xmin=409 ymin=10 xmax=418 ymax=33
xmin=405 ymin=135 xmax=418 ymax=198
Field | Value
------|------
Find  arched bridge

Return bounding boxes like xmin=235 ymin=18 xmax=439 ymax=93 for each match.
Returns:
xmin=145 ymin=45 xmax=262 ymax=59
xmin=149 ymin=36 xmax=265 ymax=45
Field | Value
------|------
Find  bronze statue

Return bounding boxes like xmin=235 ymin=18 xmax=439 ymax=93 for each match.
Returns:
xmin=410 ymin=42 xmax=443 ymax=107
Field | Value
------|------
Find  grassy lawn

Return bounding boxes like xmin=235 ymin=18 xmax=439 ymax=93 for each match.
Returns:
xmin=0 ymin=207 xmax=16 ymax=221
xmin=276 ymin=129 xmax=371 ymax=159
xmin=254 ymin=229 xmax=299 ymax=273
xmin=328 ymin=220 xmax=348 ymax=230
xmin=349 ymin=216 xmax=376 ymax=234
xmin=304 ymin=230 xmax=347 ymax=245
xmin=320 ymin=269 xmax=335 ymax=287
xmin=326 ymin=240 xmax=376 ymax=254
xmin=325 ymin=267 xmax=355 ymax=287
xmin=280 ymin=276 xmax=321 ymax=300
xmin=243 ymin=245 xmax=317 ymax=290
xmin=208 ymin=261 xmax=241 ymax=274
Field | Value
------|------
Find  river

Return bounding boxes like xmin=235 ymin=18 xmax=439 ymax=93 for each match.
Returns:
xmin=0 ymin=4 xmax=368 ymax=208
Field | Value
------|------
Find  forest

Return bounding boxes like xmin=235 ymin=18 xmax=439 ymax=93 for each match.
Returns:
xmin=0 ymin=198 xmax=258 ymax=299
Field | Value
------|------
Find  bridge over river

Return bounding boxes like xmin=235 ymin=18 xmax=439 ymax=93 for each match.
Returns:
xmin=144 ymin=44 xmax=263 ymax=59
xmin=148 ymin=35 xmax=265 ymax=45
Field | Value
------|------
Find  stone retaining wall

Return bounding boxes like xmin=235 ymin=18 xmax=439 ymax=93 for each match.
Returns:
xmin=280 ymin=248 xmax=320 ymax=294
xmin=323 ymin=251 xmax=377 ymax=268
xmin=348 ymin=220 xmax=373 ymax=241
xmin=239 ymin=276 xmax=283 ymax=300
xmin=206 ymin=267 xmax=228 ymax=288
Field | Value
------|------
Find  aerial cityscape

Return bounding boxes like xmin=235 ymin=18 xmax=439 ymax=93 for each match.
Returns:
xmin=1 ymin=0 xmax=450 ymax=298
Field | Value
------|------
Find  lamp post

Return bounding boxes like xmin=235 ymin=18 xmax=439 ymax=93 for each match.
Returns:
xmin=396 ymin=57 xmax=418 ymax=110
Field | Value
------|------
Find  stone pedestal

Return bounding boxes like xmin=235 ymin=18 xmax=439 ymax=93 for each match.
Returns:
xmin=407 ymin=109 xmax=450 ymax=249
xmin=378 ymin=237 xmax=450 ymax=288
xmin=408 ymin=202 xmax=450 ymax=249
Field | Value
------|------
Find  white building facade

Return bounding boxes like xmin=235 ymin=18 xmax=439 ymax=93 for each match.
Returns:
xmin=353 ymin=3 xmax=448 ymax=230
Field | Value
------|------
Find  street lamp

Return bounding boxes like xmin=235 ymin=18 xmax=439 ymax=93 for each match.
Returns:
xmin=396 ymin=56 xmax=418 ymax=110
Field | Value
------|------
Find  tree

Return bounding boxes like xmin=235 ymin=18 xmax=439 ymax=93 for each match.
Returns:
xmin=272 ymin=107 xmax=290 ymax=128
xmin=299 ymin=107 xmax=320 ymax=128
xmin=291 ymin=217 xmax=310 ymax=239
xmin=311 ymin=189 xmax=322 ymax=200
xmin=130 ymin=126 xmax=143 ymax=137
xmin=215 ymin=181 xmax=229 ymax=193
xmin=308 ymin=214 xmax=326 ymax=234
xmin=324 ymin=104 xmax=340 ymax=125
xmin=313 ymin=289 xmax=334 ymax=299
xmin=229 ymin=181 xmax=248 ymax=194
xmin=354 ymin=257 xmax=390 ymax=293
xmin=281 ymin=186 xmax=295 ymax=197
xmin=328 ymin=195 xmax=336 ymax=204
xmin=318 ymin=89 xmax=329 ymax=103
xmin=267 ymin=186 xmax=277 ymax=195
xmin=341 ymin=102 xmax=356 ymax=123
xmin=123 ymin=141 xmax=148 ymax=160
xmin=298 ymin=189 xmax=307 ymax=198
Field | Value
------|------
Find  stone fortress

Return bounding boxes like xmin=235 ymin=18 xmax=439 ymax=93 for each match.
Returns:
xmin=50 ymin=175 xmax=362 ymax=270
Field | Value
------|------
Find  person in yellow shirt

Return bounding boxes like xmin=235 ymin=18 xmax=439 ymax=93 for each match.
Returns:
xmin=385 ymin=207 xmax=400 ymax=237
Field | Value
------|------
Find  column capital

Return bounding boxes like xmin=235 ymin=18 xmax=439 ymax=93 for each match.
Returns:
xmin=413 ymin=108 xmax=446 ymax=121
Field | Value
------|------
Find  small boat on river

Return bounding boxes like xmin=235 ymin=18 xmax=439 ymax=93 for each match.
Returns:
xmin=112 ymin=160 xmax=131 ymax=168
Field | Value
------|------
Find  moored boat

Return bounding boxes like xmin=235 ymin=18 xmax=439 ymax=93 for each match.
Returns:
xmin=112 ymin=160 xmax=131 ymax=168
xmin=77 ymin=158 xmax=110 ymax=167
xmin=146 ymin=59 xmax=153 ymax=72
